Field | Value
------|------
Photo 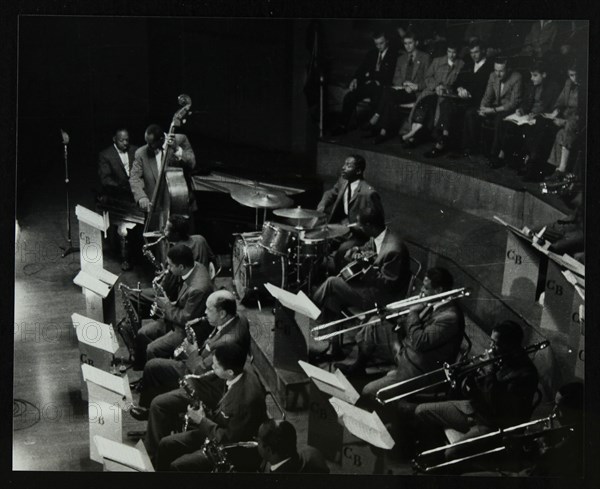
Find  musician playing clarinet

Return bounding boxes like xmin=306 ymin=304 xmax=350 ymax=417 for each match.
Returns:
xmin=415 ymin=320 xmax=539 ymax=451
xmin=312 ymin=205 xmax=410 ymax=360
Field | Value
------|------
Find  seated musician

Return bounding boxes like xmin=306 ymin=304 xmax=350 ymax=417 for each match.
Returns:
xmin=356 ymin=268 xmax=465 ymax=401
xmin=258 ymin=419 xmax=329 ymax=474
xmin=316 ymin=154 xmax=383 ymax=271
xmin=154 ymin=343 xmax=267 ymax=471
xmin=414 ymin=320 xmax=539 ymax=450
xmin=98 ymin=128 xmax=138 ymax=203
xmin=129 ymin=290 xmax=250 ymax=418
xmin=97 ymin=128 xmax=139 ymax=270
xmin=129 ymin=123 xmax=196 ymax=213
xmin=134 ymin=244 xmax=213 ymax=369
xmin=312 ymin=205 xmax=410 ymax=359
xmin=126 ymin=213 xmax=217 ymax=319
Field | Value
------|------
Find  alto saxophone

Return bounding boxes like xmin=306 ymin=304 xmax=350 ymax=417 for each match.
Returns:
xmin=173 ymin=319 xmax=202 ymax=361
xmin=180 ymin=371 xmax=216 ymax=431
xmin=117 ymin=282 xmax=143 ymax=361
xmin=150 ymin=269 xmax=169 ymax=319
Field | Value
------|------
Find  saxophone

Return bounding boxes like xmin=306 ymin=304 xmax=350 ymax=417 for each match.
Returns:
xmin=180 ymin=371 xmax=217 ymax=431
xmin=143 ymin=234 xmax=167 ymax=271
xmin=117 ymin=282 xmax=143 ymax=361
xmin=150 ymin=269 xmax=169 ymax=319
xmin=173 ymin=320 xmax=201 ymax=361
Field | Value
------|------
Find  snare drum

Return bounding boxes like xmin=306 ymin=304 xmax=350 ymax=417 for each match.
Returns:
xmin=298 ymin=237 xmax=327 ymax=258
xmin=259 ymin=221 xmax=295 ymax=256
xmin=232 ymin=234 xmax=286 ymax=303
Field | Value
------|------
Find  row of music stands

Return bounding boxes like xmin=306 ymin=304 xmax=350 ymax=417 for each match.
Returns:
xmin=70 ymin=205 xmax=154 ymax=471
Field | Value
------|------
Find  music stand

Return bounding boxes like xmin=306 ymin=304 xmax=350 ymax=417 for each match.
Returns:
xmin=59 ymin=129 xmax=80 ymax=258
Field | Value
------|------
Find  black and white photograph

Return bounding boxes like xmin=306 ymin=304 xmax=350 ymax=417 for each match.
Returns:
xmin=6 ymin=1 xmax=598 ymax=487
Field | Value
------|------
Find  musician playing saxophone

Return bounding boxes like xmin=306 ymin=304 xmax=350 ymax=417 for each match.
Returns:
xmin=130 ymin=290 xmax=250 ymax=418
xmin=134 ymin=244 xmax=213 ymax=369
xmin=155 ymin=344 xmax=267 ymax=471
xmin=312 ymin=205 xmax=410 ymax=360
xmin=415 ymin=320 xmax=539 ymax=452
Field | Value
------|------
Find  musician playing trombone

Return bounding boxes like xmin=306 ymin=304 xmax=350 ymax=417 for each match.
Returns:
xmin=312 ymin=205 xmax=411 ymax=359
xmin=414 ymin=320 xmax=539 ymax=455
xmin=358 ymin=268 xmax=465 ymax=400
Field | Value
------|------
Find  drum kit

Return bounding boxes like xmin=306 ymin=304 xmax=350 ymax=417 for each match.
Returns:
xmin=229 ymin=184 xmax=349 ymax=303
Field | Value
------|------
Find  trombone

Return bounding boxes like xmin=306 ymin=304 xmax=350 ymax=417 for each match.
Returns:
xmin=310 ymin=287 xmax=471 ymax=341
xmin=411 ymin=413 xmax=572 ymax=474
xmin=375 ymin=340 xmax=550 ymax=405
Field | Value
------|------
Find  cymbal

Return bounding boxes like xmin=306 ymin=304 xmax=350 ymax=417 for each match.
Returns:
xmin=273 ymin=207 xmax=326 ymax=220
xmin=231 ymin=187 xmax=293 ymax=209
xmin=303 ymin=224 xmax=349 ymax=240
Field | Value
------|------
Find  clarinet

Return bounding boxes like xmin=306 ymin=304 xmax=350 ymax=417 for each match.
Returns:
xmin=179 ymin=371 xmax=216 ymax=432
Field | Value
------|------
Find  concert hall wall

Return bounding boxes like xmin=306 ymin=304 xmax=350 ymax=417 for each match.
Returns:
xmin=17 ymin=16 xmax=315 ymax=215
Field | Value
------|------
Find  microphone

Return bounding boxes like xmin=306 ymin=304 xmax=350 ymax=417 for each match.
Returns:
xmin=60 ymin=129 xmax=70 ymax=145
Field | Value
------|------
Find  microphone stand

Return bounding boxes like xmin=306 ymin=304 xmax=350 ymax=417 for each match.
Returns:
xmin=59 ymin=129 xmax=80 ymax=258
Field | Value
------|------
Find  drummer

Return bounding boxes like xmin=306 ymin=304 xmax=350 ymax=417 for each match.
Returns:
xmin=316 ymin=154 xmax=384 ymax=271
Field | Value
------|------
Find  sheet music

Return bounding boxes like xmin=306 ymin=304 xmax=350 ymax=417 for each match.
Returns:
xmin=82 ymin=364 xmax=128 ymax=396
xmin=94 ymin=436 xmax=148 ymax=471
xmin=493 ymin=215 xmax=533 ymax=241
xmin=298 ymin=360 xmax=360 ymax=404
xmin=503 ymin=113 xmax=536 ymax=126
xmin=329 ymin=398 xmax=395 ymax=450
xmin=86 ymin=264 xmax=119 ymax=286
xmin=73 ymin=271 xmax=111 ymax=297
xmin=533 ymin=243 xmax=585 ymax=277
xmin=71 ymin=313 xmax=120 ymax=353
xmin=75 ymin=204 xmax=109 ymax=232
xmin=264 ymin=283 xmax=321 ymax=320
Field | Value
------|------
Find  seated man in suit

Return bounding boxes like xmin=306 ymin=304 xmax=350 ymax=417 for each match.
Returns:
xmin=363 ymin=31 xmax=431 ymax=143
xmin=258 ymin=419 xmax=329 ymax=474
xmin=415 ymin=320 xmax=539 ymax=451
xmin=425 ymin=38 xmax=494 ymax=158
xmin=129 ymin=289 xmax=250 ymax=418
xmin=356 ymin=268 xmax=465 ymax=401
xmin=154 ymin=343 xmax=267 ymax=471
xmin=312 ymin=205 xmax=410 ymax=359
xmin=97 ymin=128 xmax=139 ymax=270
xmin=316 ymin=154 xmax=383 ymax=271
xmin=134 ymin=244 xmax=213 ymax=369
xmin=462 ymin=57 xmax=522 ymax=161
xmin=98 ymin=128 xmax=138 ymax=203
xmin=395 ymin=40 xmax=465 ymax=148
xmin=331 ymin=31 xmax=398 ymax=136
xmin=129 ymin=123 xmax=196 ymax=213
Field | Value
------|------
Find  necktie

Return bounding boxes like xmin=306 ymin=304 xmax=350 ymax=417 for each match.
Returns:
xmin=346 ymin=183 xmax=352 ymax=215
xmin=375 ymin=52 xmax=382 ymax=71
xmin=406 ymin=55 xmax=414 ymax=81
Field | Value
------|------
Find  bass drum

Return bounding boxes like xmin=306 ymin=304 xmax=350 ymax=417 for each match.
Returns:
xmin=232 ymin=234 xmax=287 ymax=304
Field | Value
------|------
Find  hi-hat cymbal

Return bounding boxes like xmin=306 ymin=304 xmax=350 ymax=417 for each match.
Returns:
xmin=231 ymin=187 xmax=293 ymax=209
xmin=273 ymin=206 xmax=326 ymax=220
xmin=303 ymin=223 xmax=349 ymax=240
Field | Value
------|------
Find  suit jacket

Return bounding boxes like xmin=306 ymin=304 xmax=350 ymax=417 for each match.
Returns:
xmin=354 ymin=47 xmax=399 ymax=87
xmin=197 ymin=367 xmax=267 ymax=444
xmin=421 ymin=55 xmax=465 ymax=98
xmin=357 ymin=228 xmax=411 ymax=304
xmin=519 ymin=79 xmax=560 ymax=115
xmin=317 ymin=178 xmax=383 ymax=225
xmin=186 ymin=314 xmax=251 ymax=374
xmin=554 ymin=78 xmax=579 ymax=121
xmin=129 ymin=133 xmax=195 ymax=205
xmin=391 ymin=50 xmax=431 ymax=91
xmin=162 ymin=262 xmax=213 ymax=328
xmin=398 ymin=301 xmax=465 ymax=378
xmin=480 ymin=70 xmax=523 ymax=113
xmin=522 ymin=20 xmax=558 ymax=56
xmin=453 ymin=58 xmax=495 ymax=106
xmin=98 ymin=144 xmax=138 ymax=198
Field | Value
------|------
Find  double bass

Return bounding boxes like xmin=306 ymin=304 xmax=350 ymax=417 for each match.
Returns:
xmin=142 ymin=94 xmax=193 ymax=252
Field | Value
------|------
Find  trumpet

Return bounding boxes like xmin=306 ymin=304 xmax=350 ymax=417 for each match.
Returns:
xmin=311 ymin=287 xmax=471 ymax=341
xmin=412 ymin=413 xmax=569 ymax=474
xmin=375 ymin=340 xmax=550 ymax=405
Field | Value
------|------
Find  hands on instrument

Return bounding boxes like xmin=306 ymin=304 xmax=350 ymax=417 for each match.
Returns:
xmin=138 ymin=197 xmax=151 ymax=211
xmin=186 ymin=403 xmax=205 ymax=425
xmin=165 ymin=134 xmax=183 ymax=159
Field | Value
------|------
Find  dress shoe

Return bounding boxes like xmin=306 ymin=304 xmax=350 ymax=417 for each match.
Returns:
xmin=424 ymin=145 xmax=445 ymax=158
xmin=129 ymin=406 xmax=149 ymax=421
xmin=487 ymin=156 xmax=505 ymax=169
xmin=373 ymin=133 xmax=391 ymax=144
xmin=544 ymin=169 xmax=565 ymax=182
xmin=334 ymin=361 xmax=366 ymax=377
xmin=129 ymin=379 xmax=143 ymax=391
